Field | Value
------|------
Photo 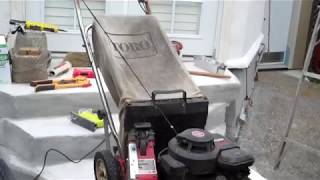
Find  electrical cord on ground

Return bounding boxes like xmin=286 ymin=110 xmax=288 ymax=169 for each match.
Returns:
xmin=33 ymin=139 xmax=105 ymax=180
xmin=81 ymin=0 xmax=178 ymax=135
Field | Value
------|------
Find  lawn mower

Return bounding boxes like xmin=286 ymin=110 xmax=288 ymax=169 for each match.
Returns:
xmin=74 ymin=0 xmax=254 ymax=180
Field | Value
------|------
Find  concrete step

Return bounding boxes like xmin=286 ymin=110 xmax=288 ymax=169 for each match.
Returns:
xmin=38 ymin=159 xmax=95 ymax=180
xmin=0 ymin=80 xmax=118 ymax=119
xmin=0 ymin=115 xmax=120 ymax=165
xmin=0 ymin=64 xmax=240 ymax=121
xmin=0 ymin=101 xmax=228 ymax=164
xmin=0 ymin=103 xmax=226 ymax=163
xmin=0 ymin=145 xmax=38 ymax=180
xmin=1 ymin=143 xmax=94 ymax=180
xmin=0 ymin=104 xmax=228 ymax=164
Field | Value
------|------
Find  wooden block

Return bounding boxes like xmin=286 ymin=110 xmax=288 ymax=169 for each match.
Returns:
xmin=18 ymin=47 xmax=41 ymax=56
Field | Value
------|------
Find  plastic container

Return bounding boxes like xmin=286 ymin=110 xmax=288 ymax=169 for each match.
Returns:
xmin=0 ymin=35 xmax=11 ymax=83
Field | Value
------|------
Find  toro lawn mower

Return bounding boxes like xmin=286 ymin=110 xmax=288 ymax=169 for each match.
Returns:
xmin=74 ymin=0 xmax=254 ymax=180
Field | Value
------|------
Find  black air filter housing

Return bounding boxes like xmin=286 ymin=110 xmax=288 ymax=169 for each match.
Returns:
xmin=166 ymin=128 xmax=255 ymax=176
xmin=168 ymin=128 xmax=218 ymax=175
xmin=218 ymin=148 xmax=254 ymax=171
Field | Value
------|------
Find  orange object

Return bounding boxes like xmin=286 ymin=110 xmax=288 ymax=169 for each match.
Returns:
xmin=30 ymin=76 xmax=91 ymax=92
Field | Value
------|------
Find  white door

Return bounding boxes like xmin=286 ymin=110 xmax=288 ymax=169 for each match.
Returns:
xmin=26 ymin=0 xmax=220 ymax=56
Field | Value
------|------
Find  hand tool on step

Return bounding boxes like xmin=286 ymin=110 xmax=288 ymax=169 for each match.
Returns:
xmin=10 ymin=19 xmax=66 ymax=34
xmin=17 ymin=47 xmax=41 ymax=56
xmin=71 ymin=109 xmax=104 ymax=132
xmin=49 ymin=61 xmax=72 ymax=77
xmin=189 ymin=71 xmax=231 ymax=79
xmin=73 ymin=68 xmax=95 ymax=78
xmin=30 ymin=76 xmax=91 ymax=92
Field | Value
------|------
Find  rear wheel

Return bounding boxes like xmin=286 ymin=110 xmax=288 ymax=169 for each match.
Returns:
xmin=94 ymin=150 xmax=119 ymax=180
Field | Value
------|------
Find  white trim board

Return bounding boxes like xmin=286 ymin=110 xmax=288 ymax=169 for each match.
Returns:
xmin=225 ymin=34 xmax=264 ymax=69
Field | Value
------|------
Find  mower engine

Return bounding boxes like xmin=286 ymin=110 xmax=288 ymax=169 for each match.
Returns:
xmin=128 ymin=123 xmax=158 ymax=180
xmin=159 ymin=128 xmax=254 ymax=180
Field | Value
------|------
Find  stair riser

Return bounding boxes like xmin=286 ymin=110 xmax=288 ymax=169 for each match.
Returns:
xmin=0 ymin=120 xmax=35 ymax=162
xmin=0 ymin=104 xmax=228 ymax=166
xmin=3 ymin=93 xmax=118 ymax=119
xmin=13 ymin=171 xmax=34 ymax=180
xmin=34 ymin=136 xmax=105 ymax=164
xmin=1 ymin=120 xmax=105 ymax=165
xmin=0 ymin=92 xmax=15 ymax=118
xmin=2 ymin=85 xmax=232 ymax=120
xmin=205 ymin=103 xmax=227 ymax=132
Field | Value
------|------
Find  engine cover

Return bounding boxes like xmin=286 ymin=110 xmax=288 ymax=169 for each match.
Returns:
xmin=164 ymin=128 xmax=254 ymax=177
xmin=168 ymin=128 xmax=218 ymax=175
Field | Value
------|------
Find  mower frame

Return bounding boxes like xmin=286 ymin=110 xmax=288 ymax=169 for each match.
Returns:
xmin=73 ymin=2 xmax=254 ymax=180
xmin=74 ymin=0 xmax=122 ymax=157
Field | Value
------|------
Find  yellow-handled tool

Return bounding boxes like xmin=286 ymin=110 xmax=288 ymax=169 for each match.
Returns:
xmin=71 ymin=109 xmax=104 ymax=132
xmin=10 ymin=19 xmax=66 ymax=34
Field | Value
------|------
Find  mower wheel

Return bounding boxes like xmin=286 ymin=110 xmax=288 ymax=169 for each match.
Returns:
xmin=94 ymin=150 xmax=119 ymax=180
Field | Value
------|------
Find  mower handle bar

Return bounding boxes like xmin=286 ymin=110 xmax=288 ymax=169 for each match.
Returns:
xmin=152 ymin=89 xmax=187 ymax=102
xmin=74 ymin=0 xmax=122 ymax=158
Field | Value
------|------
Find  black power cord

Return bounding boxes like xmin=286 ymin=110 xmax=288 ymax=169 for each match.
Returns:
xmin=33 ymin=139 xmax=105 ymax=180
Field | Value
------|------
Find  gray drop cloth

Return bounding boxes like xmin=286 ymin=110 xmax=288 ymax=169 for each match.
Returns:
xmin=92 ymin=15 xmax=204 ymax=107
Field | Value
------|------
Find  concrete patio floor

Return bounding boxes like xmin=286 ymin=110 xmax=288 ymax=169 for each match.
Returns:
xmin=239 ymin=70 xmax=320 ymax=180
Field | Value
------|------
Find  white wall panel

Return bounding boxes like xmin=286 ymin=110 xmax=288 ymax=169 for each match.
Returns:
xmin=0 ymin=1 xmax=10 ymax=35
xmin=268 ymin=0 xmax=293 ymax=52
xmin=217 ymin=0 xmax=265 ymax=66
xmin=44 ymin=0 xmax=105 ymax=30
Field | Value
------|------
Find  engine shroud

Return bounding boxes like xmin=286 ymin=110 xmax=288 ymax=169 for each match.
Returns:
xmin=161 ymin=128 xmax=254 ymax=179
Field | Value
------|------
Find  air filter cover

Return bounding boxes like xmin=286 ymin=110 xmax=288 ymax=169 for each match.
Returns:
xmin=168 ymin=129 xmax=218 ymax=175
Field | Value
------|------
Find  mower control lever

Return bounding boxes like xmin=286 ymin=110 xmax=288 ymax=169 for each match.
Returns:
xmin=134 ymin=123 xmax=154 ymax=155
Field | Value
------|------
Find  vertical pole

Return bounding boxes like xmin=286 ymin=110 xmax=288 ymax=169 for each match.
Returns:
xmin=274 ymin=9 xmax=320 ymax=170
xmin=274 ymin=75 xmax=304 ymax=169
xmin=267 ymin=0 xmax=271 ymax=53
